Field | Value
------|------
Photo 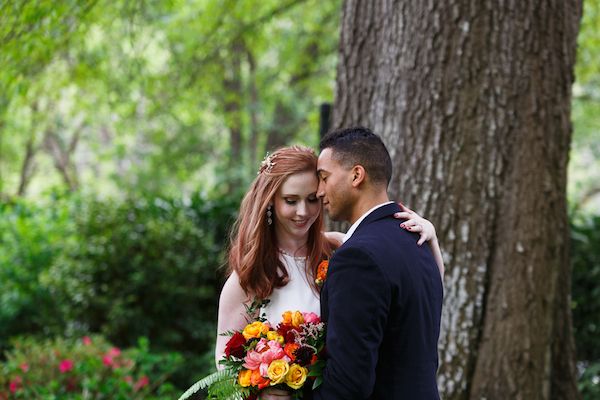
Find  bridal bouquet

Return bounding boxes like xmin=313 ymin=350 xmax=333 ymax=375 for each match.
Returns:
xmin=179 ymin=304 xmax=326 ymax=400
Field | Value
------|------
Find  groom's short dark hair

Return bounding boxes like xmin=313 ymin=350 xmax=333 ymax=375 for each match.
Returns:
xmin=320 ymin=126 xmax=392 ymax=187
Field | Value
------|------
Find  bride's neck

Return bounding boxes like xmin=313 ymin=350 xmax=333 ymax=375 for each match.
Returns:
xmin=276 ymin=235 xmax=308 ymax=257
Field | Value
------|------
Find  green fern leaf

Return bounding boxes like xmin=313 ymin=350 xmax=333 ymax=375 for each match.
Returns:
xmin=178 ymin=369 xmax=243 ymax=400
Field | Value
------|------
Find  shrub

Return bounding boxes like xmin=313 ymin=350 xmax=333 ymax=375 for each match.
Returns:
xmin=571 ymin=213 xmax=600 ymax=361
xmin=44 ymin=193 xmax=239 ymax=377
xmin=0 ymin=195 xmax=76 ymax=353
xmin=0 ymin=191 xmax=241 ymax=386
xmin=571 ymin=213 xmax=600 ymax=399
xmin=0 ymin=335 xmax=182 ymax=399
xmin=578 ymin=361 xmax=600 ymax=400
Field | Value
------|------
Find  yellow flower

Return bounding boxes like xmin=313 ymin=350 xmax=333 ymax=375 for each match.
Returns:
xmin=267 ymin=359 xmax=290 ymax=385
xmin=285 ymin=363 xmax=307 ymax=389
xmin=238 ymin=369 xmax=252 ymax=387
xmin=291 ymin=311 xmax=304 ymax=328
xmin=242 ymin=321 xmax=269 ymax=340
xmin=267 ymin=330 xmax=284 ymax=344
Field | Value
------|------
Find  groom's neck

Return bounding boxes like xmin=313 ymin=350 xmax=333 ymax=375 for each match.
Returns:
xmin=349 ymin=189 xmax=390 ymax=225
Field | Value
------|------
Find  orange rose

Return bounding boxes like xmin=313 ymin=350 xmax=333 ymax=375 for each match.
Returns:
xmin=315 ymin=260 xmax=329 ymax=285
xmin=242 ymin=321 xmax=270 ymax=340
xmin=251 ymin=368 xmax=270 ymax=389
xmin=284 ymin=343 xmax=300 ymax=361
xmin=238 ymin=369 xmax=252 ymax=387
xmin=282 ymin=311 xmax=293 ymax=325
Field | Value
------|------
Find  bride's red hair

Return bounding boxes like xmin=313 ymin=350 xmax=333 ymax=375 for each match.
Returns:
xmin=227 ymin=145 xmax=331 ymax=299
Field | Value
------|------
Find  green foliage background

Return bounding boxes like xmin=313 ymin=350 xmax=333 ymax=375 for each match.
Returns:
xmin=0 ymin=0 xmax=599 ymax=397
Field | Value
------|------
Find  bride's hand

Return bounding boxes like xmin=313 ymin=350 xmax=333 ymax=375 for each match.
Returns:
xmin=394 ymin=203 xmax=438 ymax=246
xmin=259 ymin=387 xmax=292 ymax=400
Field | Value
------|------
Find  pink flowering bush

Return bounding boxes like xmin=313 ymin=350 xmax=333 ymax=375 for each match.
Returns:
xmin=0 ymin=335 xmax=182 ymax=399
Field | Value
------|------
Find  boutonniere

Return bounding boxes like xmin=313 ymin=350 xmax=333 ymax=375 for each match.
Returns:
xmin=315 ymin=259 xmax=329 ymax=286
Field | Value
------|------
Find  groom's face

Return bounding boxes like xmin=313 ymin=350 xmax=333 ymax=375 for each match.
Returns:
xmin=316 ymin=148 xmax=354 ymax=222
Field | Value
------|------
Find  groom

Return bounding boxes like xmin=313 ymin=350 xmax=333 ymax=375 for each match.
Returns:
xmin=313 ymin=127 xmax=443 ymax=399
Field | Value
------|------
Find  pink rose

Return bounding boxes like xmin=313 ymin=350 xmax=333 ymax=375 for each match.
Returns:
xmin=243 ymin=350 xmax=263 ymax=370
xmin=302 ymin=312 xmax=320 ymax=324
xmin=259 ymin=362 xmax=270 ymax=377
xmin=59 ymin=359 xmax=74 ymax=373
xmin=267 ymin=339 xmax=283 ymax=350
xmin=82 ymin=336 xmax=92 ymax=346
xmin=255 ymin=338 xmax=268 ymax=352
xmin=19 ymin=363 xmax=29 ymax=373
xmin=261 ymin=347 xmax=286 ymax=365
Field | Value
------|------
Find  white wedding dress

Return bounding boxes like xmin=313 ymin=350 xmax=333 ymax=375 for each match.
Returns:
xmin=260 ymin=252 xmax=321 ymax=325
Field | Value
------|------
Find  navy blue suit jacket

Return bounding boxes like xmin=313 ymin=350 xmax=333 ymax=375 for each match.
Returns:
xmin=313 ymin=203 xmax=443 ymax=399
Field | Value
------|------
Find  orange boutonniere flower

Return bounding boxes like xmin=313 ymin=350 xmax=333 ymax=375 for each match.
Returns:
xmin=315 ymin=259 xmax=329 ymax=286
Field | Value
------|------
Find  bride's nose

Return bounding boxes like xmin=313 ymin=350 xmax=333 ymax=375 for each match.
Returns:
xmin=296 ymin=201 xmax=308 ymax=217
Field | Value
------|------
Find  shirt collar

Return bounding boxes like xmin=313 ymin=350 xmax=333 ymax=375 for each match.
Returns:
xmin=343 ymin=201 xmax=394 ymax=243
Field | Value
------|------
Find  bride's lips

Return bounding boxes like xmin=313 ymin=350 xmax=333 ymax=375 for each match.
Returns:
xmin=293 ymin=219 xmax=309 ymax=228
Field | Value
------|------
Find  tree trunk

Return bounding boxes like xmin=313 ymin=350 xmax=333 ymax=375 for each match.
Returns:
xmin=17 ymin=133 xmax=37 ymax=196
xmin=223 ymin=39 xmax=245 ymax=173
xmin=332 ymin=1 xmax=582 ymax=399
xmin=42 ymin=129 xmax=80 ymax=191
xmin=247 ymin=48 xmax=260 ymax=169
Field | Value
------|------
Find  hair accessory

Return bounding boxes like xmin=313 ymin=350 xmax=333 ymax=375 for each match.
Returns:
xmin=258 ymin=152 xmax=277 ymax=174
xmin=266 ymin=204 xmax=273 ymax=226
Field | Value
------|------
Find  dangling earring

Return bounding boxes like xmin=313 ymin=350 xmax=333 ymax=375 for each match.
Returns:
xmin=266 ymin=204 xmax=273 ymax=226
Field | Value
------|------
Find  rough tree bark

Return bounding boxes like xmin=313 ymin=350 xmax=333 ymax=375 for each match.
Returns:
xmin=332 ymin=1 xmax=582 ymax=399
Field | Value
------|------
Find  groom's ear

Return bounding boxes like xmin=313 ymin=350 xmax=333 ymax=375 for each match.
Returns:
xmin=350 ymin=165 xmax=366 ymax=188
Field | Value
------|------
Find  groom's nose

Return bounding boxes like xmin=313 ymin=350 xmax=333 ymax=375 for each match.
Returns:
xmin=317 ymin=182 xmax=325 ymax=199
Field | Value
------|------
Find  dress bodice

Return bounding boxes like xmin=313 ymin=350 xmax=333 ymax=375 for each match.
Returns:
xmin=260 ymin=253 xmax=320 ymax=325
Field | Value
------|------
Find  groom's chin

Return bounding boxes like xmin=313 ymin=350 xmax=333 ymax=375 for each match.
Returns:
xmin=325 ymin=210 xmax=342 ymax=222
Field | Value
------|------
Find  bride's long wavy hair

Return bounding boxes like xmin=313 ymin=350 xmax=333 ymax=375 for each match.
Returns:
xmin=228 ymin=145 xmax=331 ymax=299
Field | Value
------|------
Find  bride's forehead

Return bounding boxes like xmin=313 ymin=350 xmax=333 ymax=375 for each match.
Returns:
xmin=278 ymin=172 xmax=318 ymax=194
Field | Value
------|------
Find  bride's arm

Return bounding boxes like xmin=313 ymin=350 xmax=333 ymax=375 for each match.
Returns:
xmin=394 ymin=203 xmax=445 ymax=279
xmin=216 ymin=274 xmax=293 ymax=400
xmin=215 ymin=271 xmax=252 ymax=369
xmin=323 ymin=231 xmax=344 ymax=249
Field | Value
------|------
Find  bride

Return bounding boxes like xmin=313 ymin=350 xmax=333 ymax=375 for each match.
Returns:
xmin=215 ymin=145 xmax=444 ymax=398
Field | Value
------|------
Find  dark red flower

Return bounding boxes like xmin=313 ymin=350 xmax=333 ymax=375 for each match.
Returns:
xmin=277 ymin=324 xmax=298 ymax=343
xmin=294 ymin=346 xmax=315 ymax=366
xmin=224 ymin=332 xmax=247 ymax=359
